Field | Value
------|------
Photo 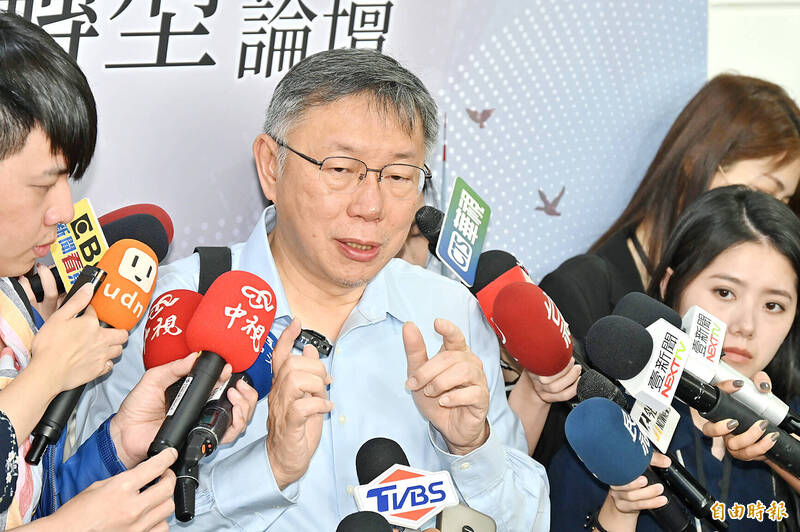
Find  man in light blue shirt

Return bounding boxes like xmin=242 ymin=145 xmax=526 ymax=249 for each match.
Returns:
xmin=76 ymin=48 xmax=549 ymax=530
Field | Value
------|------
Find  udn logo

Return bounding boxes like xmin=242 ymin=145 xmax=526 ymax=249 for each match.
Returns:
xmin=353 ymin=464 xmax=459 ymax=529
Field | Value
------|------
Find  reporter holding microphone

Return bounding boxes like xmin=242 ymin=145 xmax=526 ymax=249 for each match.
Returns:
xmin=550 ymin=186 xmax=800 ymax=531
xmin=0 ymin=12 xmax=256 ymax=530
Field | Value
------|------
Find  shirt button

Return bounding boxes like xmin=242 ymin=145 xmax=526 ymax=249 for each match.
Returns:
xmin=339 ymin=415 xmax=347 ymax=424
xmin=346 ymin=485 xmax=354 ymax=495
xmin=459 ymin=462 xmax=471 ymax=471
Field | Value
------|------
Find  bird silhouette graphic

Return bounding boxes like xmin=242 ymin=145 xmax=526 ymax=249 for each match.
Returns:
xmin=536 ymin=186 xmax=566 ymax=216
xmin=466 ymin=108 xmax=494 ymax=128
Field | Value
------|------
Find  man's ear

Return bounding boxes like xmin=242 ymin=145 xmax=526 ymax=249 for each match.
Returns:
xmin=253 ymin=134 xmax=280 ymax=202
xmin=659 ymin=267 xmax=674 ymax=300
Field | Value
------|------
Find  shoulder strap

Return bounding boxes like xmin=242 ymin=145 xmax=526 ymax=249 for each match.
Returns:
xmin=8 ymin=277 xmax=36 ymax=323
xmin=194 ymin=247 xmax=232 ymax=295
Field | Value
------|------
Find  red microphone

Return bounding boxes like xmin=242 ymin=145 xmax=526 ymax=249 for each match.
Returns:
xmin=148 ymin=271 xmax=276 ymax=456
xmin=469 ymin=250 xmax=532 ymax=338
xmin=492 ymin=281 xmax=573 ymax=376
xmin=143 ymin=289 xmax=203 ymax=370
xmin=98 ymin=203 xmax=174 ymax=244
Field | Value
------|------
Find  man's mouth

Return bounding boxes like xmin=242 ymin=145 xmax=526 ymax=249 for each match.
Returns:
xmin=344 ymin=242 xmax=374 ymax=251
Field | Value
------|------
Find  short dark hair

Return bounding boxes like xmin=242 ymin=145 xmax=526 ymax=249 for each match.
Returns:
xmin=0 ymin=11 xmax=97 ymax=179
xmin=649 ymin=185 xmax=800 ymax=398
xmin=592 ymin=74 xmax=800 ymax=269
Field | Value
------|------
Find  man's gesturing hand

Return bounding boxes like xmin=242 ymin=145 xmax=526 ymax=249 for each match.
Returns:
xmin=403 ymin=319 xmax=490 ymax=455
xmin=266 ymin=319 xmax=333 ymax=490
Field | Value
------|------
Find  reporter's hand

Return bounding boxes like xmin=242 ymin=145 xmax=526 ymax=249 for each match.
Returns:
xmin=596 ymin=453 xmax=671 ymax=532
xmin=29 ymin=283 xmax=128 ymax=393
xmin=524 ymin=357 xmax=581 ymax=404
xmin=43 ymin=448 xmax=178 ymax=532
xmin=111 ymin=353 xmax=257 ymax=468
xmin=704 ymin=374 xmax=779 ymax=462
xmin=18 ymin=263 xmax=63 ymax=321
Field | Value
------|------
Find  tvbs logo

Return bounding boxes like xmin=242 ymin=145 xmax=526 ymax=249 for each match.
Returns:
xmin=353 ymin=464 xmax=459 ymax=529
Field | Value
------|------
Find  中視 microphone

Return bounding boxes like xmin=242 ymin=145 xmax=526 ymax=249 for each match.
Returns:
xmin=491 ymin=281 xmax=575 ymax=376
xmin=577 ymin=369 xmax=725 ymax=530
xmin=614 ymin=292 xmax=800 ymax=436
xmin=586 ymin=315 xmax=800 ymax=477
xmin=147 ymin=270 xmax=276 ymax=457
xmin=27 ymin=239 xmax=160 ymax=464
xmin=29 ymin=207 xmax=172 ymax=301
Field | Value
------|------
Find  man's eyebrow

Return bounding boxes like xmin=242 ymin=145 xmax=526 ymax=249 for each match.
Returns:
xmin=43 ymin=165 xmax=69 ymax=176
xmin=328 ymin=142 xmax=418 ymax=160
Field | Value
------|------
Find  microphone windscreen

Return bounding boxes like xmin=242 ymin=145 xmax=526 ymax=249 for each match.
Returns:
xmin=565 ymin=397 xmax=652 ymax=485
xmin=415 ymin=206 xmax=444 ymax=253
xmin=470 ymin=250 xmax=522 ymax=296
xmin=613 ymin=292 xmax=682 ymax=329
xmin=577 ymin=368 xmax=628 ymax=408
xmin=585 ymin=315 xmax=652 ymax=380
xmin=243 ymin=337 xmax=274 ymax=400
xmin=492 ymin=281 xmax=573 ymax=376
xmin=143 ymin=289 xmax=203 ymax=369
xmin=98 ymin=203 xmax=174 ymax=244
xmin=101 ymin=213 xmax=169 ymax=262
xmin=186 ymin=271 xmax=276 ymax=372
xmin=93 ymin=239 xmax=159 ymax=330
xmin=355 ymin=437 xmax=410 ymax=485
xmin=336 ymin=511 xmax=393 ymax=532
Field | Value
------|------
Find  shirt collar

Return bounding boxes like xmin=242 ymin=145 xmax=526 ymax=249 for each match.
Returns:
xmin=241 ymin=207 xmax=414 ymax=326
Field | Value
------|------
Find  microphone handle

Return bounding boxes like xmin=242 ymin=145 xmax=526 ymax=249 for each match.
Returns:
xmin=642 ymin=469 xmax=695 ymax=532
xmin=650 ymin=457 xmax=728 ymax=529
xmin=173 ymin=457 xmax=198 ymax=523
xmin=26 ymin=266 xmax=107 ymax=465
xmin=148 ymin=351 xmax=226 ymax=457
xmin=677 ymin=372 xmax=800 ymax=477
xmin=185 ymin=373 xmax=252 ymax=459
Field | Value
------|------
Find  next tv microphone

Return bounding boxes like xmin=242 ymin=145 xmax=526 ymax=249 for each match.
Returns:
xmin=587 ymin=315 xmax=800 ymax=478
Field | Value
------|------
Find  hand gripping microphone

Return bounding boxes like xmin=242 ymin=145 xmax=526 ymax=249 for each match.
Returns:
xmin=30 ymin=207 xmax=172 ymax=301
xmin=491 ymin=281 xmax=574 ymax=376
xmin=337 ymin=511 xmax=393 ymax=532
xmin=27 ymin=239 xmax=160 ymax=463
xmin=614 ymin=292 xmax=800 ymax=436
xmin=586 ymin=315 xmax=800 ymax=478
xmin=577 ymin=370 xmax=726 ymax=531
xmin=147 ymin=270 xmax=276 ymax=457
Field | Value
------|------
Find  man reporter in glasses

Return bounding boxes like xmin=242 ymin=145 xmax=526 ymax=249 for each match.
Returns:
xmin=78 ymin=48 xmax=549 ymax=531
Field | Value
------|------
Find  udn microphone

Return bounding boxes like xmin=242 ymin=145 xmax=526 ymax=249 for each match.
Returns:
xmin=577 ymin=369 xmax=725 ymax=530
xmin=147 ymin=270 xmax=276 ymax=457
xmin=587 ymin=315 xmax=800 ymax=477
xmin=615 ymin=292 xmax=800 ymax=435
xmin=29 ymin=206 xmax=172 ymax=301
xmin=27 ymin=239 xmax=159 ymax=464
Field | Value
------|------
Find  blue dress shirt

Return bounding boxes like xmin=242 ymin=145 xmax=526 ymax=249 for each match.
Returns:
xmin=74 ymin=207 xmax=550 ymax=531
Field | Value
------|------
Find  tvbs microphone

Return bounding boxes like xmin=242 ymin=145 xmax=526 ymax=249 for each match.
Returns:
xmin=147 ymin=271 xmax=276 ymax=457
xmin=586 ymin=316 xmax=800 ymax=477
xmin=492 ymin=281 xmax=574 ymax=376
xmin=577 ymin=370 xmax=726 ymax=531
xmin=30 ymin=206 xmax=172 ymax=301
xmin=27 ymin=239 xmax=159 ymax=464
xmin=353 ymin=438 xmax=465 ymax=530
xmin=614 ymin=292 xmax=800 ymax=436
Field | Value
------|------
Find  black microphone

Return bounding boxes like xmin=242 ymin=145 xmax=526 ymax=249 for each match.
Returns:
xmin=174 ymin=373 xmax=253 ymax=522
xmin=614 ymin=292 xmax=800 ymax=436
xmin=29 ymin=212 xmax=170 ymax=302
xmin=356 ymin=437 xmax=410 ymax=485
xmin=577 ymin=369 xmax=725 ymax=531
xmin=415 ymin=205 xmax=443 ymax=255
xmin=337 ymin=511 xmax=393 ymax=532
xmin=587 ymin=315 xmax=800 ymax=478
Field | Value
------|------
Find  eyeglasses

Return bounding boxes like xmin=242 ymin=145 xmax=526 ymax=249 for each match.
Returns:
xmin=275 ymin=139 xmax=431 ymax=200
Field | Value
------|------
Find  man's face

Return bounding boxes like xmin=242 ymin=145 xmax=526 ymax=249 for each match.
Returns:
xmin=266 ymin=93 xmax=427 ymax=289
xmin=0 ymin=127 xmax=74 ymax=277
